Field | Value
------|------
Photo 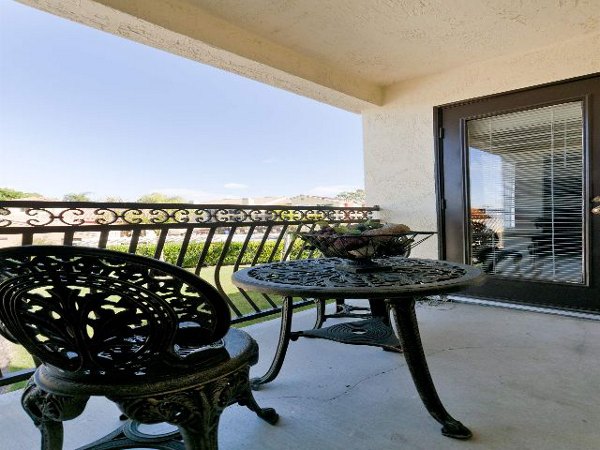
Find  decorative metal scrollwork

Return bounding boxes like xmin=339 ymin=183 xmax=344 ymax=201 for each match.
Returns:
xmin=147 ymin=208 xmax=170 ymax=224
xmin=25 ymin=207 xmax=55 ymax=226
xmin=57 ymin=208 xmax=85 ymax=226
xmin=245 ymin=257 xmax=469 ymax=289
xmin=94 ymin=207 xmax=119 ymax=225
xmin=22 ymin=379 xmax=89 ymax=424
xmin=0 ymin=203 xmax=376 ymax=228
xmin=114 ymin=371 xmax=244 ymax=430
xmin=0 ymin=247 xmax=230 ymax=378
xmin=0 ymin=207 xmax=10 ymax=227
xmin=214 ymin=208 xmax=234 ymax=223
xmin=192 ymin=208 xmax=212 ymax=223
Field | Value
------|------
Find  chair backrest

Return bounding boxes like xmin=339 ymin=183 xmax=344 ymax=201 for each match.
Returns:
xmin=0 ymin=246 xmax=231 ymax=379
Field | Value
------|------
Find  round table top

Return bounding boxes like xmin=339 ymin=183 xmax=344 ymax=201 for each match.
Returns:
xmin=232 ymin=257 xmax=484 ymax=299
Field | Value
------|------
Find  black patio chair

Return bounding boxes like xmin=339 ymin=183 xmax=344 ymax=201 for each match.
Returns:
xmin=0 ymin=246 xmax=278 ymax=450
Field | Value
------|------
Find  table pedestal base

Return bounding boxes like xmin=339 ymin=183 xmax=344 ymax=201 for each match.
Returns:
xmin=250 ymin=294 xmax=473 ymax=440
xmin=290 ymin=318 xmax=402 ymax=352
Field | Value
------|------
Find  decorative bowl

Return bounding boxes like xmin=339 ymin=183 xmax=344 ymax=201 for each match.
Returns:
xmin=298 ymin=233 xmax=414 ymax=261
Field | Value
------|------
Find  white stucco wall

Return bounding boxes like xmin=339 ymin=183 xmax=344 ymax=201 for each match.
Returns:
xmin=363 ymin=32 xmax=600 ymax=258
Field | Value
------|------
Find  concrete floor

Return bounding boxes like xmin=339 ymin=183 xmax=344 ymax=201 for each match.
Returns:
xmin=1 ymin=301 xmax=599 ymax=450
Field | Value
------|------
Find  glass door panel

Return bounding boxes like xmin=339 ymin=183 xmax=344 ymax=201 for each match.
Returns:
xmin=466 ymin=101 xmax=585 ymax=284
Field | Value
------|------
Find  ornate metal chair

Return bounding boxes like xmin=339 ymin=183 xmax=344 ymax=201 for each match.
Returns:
xmin=0 ymin=246 xmax=278 ymax=450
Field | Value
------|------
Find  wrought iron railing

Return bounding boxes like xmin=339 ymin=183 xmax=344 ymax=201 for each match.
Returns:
xmin=0 ymin=201 xmax=379 ymax=388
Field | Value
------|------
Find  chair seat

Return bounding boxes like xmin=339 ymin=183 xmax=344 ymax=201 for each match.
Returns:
xmin=34 ymin=328 xmax=258 ymax=397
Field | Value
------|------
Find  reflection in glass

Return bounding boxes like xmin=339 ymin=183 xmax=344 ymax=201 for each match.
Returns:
xmin=467 ymin=102 xmax=584 ymax=283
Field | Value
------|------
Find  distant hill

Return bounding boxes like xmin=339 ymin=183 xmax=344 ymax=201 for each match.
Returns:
xmin=201 ymin=194 xmax=363 ymax=207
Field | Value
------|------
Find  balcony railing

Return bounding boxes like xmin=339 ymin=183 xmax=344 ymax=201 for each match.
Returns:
xmin=0 ymin=201 xmax=378 ymax=388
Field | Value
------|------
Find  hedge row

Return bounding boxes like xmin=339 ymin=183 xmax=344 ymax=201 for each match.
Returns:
xmin=108 ymin=240 xmax=313 ymax=268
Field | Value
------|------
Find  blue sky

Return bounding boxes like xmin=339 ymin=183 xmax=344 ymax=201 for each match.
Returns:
xmin=0 ymin=1 xmax=363 ymax=202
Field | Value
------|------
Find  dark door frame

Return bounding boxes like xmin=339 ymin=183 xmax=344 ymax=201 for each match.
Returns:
xmin=433 ymin=73 xmax=600 ymax=313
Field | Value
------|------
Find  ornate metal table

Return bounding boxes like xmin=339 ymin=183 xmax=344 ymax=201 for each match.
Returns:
xmin=232 ymin=257 xmax=484 ymax=440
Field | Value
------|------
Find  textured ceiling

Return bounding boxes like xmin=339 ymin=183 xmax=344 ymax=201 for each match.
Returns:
xmin=186 ymin=0 xmax=600 ymax=85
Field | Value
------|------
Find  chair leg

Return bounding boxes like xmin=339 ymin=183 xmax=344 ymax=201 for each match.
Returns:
xmin=177 ymin=421 xmax=220 ymax=450
xmin=236 ymin=383 xmax=279 ymax=425
xmin=21 ymin=378 xmax=89 ymax=450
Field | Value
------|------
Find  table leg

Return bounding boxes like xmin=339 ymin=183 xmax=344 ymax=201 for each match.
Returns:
xmin=250 ymin=296 xmax=294 ymax=390
xmin=389 ymin=298 xmax=472 ymax=440
xmin=312 ymin=298 xmax=326 ymax=329
xmin=369 ymin=298 xmax=389 ymax=325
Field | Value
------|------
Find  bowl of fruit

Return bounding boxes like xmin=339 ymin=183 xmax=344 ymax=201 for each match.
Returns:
xmin=298 ymin=221 xmax=416 ymax=272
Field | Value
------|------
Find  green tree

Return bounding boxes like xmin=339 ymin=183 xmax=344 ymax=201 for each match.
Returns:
xmin=0 ymin=187 xmax=41 ymax=200
xmin=137 ymin=192 xmax=187 ymax=203
xmin=63 ymin=192 xmax=92 ymax=201
xmin=335 ymin=189 xmax=366 ymax=205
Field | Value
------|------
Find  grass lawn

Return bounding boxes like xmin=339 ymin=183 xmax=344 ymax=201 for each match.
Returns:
xmin=1 ymin=340 xmax=34 ymax=392
xmin=198 ymin=265 xmax=289 ymax=320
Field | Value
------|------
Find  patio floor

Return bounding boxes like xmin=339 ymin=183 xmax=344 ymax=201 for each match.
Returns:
xmin=1 ymin=300 xmax=599 ymax=450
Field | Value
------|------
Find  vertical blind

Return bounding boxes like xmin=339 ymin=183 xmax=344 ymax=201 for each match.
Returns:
xmin=467 ymin=101 xmax=585 ymax=284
